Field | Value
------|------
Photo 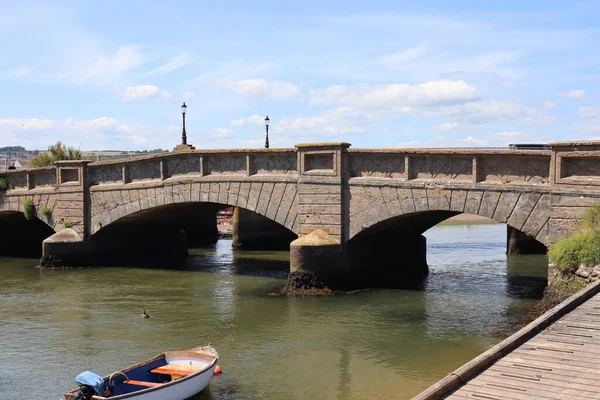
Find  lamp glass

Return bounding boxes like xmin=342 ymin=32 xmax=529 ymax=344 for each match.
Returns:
xmin=264 ymin=116 xmax=270 ymax=127
xmin=181 ymin=103 xmax=187 ymax=115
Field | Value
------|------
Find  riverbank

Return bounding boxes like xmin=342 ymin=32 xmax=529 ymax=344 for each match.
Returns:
xmin=437 ymin=214 xmax=498 ymax=226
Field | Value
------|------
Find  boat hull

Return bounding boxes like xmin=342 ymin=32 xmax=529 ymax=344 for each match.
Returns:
xmin=64 ymin=345 xmax=218 ymax=400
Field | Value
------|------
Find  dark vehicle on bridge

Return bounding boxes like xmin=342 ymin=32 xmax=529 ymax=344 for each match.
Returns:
xmin=508 ymin=143 xmax=551 ymax=150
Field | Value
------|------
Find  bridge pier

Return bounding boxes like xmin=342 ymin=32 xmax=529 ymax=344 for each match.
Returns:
xmin=41 ymin=222 xmax=188 ymax=267
xmin=346 ymin=233 xmax=428 ymax=288
xmin=232 ymin=207 xmax=297 ymax=250
xmin=506 ymin=225 xmax=547 ymax=255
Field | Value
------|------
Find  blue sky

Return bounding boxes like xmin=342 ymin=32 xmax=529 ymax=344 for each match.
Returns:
xmin=1 ymin=1 xmax=600 ymax=151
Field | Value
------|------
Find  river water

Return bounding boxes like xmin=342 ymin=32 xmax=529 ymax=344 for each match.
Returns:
xmin=0 ymin=223 xmax=547 ymax=400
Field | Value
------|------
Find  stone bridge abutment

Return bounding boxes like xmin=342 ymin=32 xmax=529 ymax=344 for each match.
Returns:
xmin=2 ymin=140 xmax=600 ymax=286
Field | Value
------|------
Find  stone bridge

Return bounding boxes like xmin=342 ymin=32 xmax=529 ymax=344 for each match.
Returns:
xmin=2 ymin=140 xmax=600 ymax=285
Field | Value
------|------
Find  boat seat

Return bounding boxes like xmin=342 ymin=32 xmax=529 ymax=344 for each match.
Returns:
xmin=151 ymin=365 xmax=201 ymax=377
xmin=124 ymin=379 xmax=162 ymax=388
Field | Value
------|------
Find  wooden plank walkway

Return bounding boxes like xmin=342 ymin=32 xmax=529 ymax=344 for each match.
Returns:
xmin=414 ymin=280 xmax=600 ymax=400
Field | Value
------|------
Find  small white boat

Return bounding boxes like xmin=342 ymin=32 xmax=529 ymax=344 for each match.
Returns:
xmin=64 ymin=345 xmax=219 ymax=400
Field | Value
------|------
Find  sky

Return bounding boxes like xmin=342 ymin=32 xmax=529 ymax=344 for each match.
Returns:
xmin=1 ymin=0 xmax=600 ymax=151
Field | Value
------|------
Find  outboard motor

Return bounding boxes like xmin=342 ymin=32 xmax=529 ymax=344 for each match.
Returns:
xmin=71 ymin=371 xmax=105 ymax=400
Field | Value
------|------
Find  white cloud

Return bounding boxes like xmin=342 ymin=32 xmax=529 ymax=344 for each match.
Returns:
xmin=187 ymin=128 xmax=238 ymax=147
xmin=578 ymin=105 xmax=600 ymax=119
xmin=121 ymin=85 xmax=171 ymax=101
xmin=0 ymin=116 xmax=166 ymax=150
xmin=276 ymin=107 xmax=368 ymax=136
xmin=567 ymin=89 xmax=586 ymax=99
xmin=71 ymin=46 xmax=146 ymax=86
xmin=65 ymin=117 xmax=119 ymax=132
xmin=433 ymin=122 xmax=459 ymax=132
xmin=491 ymin=131 xmax=524 ymax=138
xmin=182 ymin=91 xmax=195 ymax=101
xmin=231 ymin=114 xmax=265 ymax=126
xmin=553 ymin=89 xmax=587 ymax=99
xmin=145 ymin=52 xmax=191 ymax=76
xmin=216 ymin=78 xmax=300 ymax=100
xmin=117 ymin=125 xmax=136 ymax=133
xmin=374 ymin=45 xmax=428 ymax=67
xmin=309 ymin=80 xmax=480 ymax=107
xmin=411 ymin=100 xmax=555 ymax=124
xmin=0 ymin=117 xmax=55 ymax=131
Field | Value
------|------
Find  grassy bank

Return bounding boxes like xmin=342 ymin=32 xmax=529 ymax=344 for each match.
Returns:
xmin=527 ymin=204 xmax=600 ymax=319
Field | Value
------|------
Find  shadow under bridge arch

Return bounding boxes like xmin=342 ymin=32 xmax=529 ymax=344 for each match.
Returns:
xmin=346 ymin=210 xmax=546 ymax=288
xmin=0 ymin=210 xmax=55 ymax=257
xmin=87 ymin=202 xmax=297 ymax=267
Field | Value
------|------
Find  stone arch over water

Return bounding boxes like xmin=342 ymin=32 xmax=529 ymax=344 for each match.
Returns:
xmin=348 ymin=186 xmax=551 ymax=247
xmin=89 ymin=180 xmax=300 ymax=235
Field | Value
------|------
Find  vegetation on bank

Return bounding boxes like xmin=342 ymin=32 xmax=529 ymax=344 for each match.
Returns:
xmin=0 ymin=176 xmax=7 ymax=190
xmin=30 ymin=141 xmax=83 ymax=168
xmin=41 ymin=207 xmax=52 ymax=217
xmin=549 ymin=204 xmax=600 ymax=276
xmin=63 ymin=220 xmax=73 ymax=229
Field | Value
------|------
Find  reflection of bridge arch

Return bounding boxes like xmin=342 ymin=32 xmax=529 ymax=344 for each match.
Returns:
xmin=349 ymin=187 xmax=550 ymax=246
xmin=89 ymin=181 xmax=299 ymax=235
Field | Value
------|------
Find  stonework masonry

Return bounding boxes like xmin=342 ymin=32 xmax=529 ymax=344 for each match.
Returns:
xmin=3 ymin=141 xmax=600 ymax=279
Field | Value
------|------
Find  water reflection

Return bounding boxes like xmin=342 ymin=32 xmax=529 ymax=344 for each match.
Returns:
xmin=0 ymin=224 xmax=549 ymax=400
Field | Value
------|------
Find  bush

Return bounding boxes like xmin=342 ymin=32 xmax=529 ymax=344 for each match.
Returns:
xmin=41 ymin=207 xmax=52 ymax=217
xmin=0 ymin=176 xmax=7 ymax=190
xmin=580 ymin=204 xmax=600 ymax=235
xmin=23 ymin=199 xmax=35 ymax=220
xmin=549 ymin=232 xmax=600 ymax=275
xmin=63 ymin=220 xmax=73 ymax=229
xmin=30 ymin=141 xmax=83 ymax=168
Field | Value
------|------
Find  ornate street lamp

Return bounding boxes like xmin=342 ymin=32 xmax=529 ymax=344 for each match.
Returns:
xmin=264 ymin=115 xmax=270 ymax=149
xmin=181 ymin=102 xmax=187 ymax=145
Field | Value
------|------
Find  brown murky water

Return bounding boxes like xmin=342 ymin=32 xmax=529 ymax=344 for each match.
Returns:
xmin=0 ymin=224 xmax=547 ymax=399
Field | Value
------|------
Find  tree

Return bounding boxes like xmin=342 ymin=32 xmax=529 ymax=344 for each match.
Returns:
xmin=30 ymin=141 xmax=83 ymax=168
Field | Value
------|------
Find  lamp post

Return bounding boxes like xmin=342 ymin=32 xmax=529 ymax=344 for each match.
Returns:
xmin=181 ymin=102 xmax=187 ymax=145
xmin=264 ymin=115 xmax=270 ymax=149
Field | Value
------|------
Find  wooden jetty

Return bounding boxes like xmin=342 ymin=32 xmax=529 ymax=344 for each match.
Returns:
xmin=414 ymin=280 xmax=600 ymax=400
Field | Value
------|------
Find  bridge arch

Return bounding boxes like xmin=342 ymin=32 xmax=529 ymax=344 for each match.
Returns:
xmin=89 ymin=180 xmax=299 ymax=236
xmin=348 ymin=186 xmax=552 ymax=246
xmin=0 ymin=210 xmax=55 ymax=257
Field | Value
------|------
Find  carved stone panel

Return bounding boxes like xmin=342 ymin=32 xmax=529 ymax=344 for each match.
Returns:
xmin=31 ymin=170 xmax=56 ymax=188
xmin=479 ymin=155 xmax=549 ymax=185
xmin=90 ymin=165 xmax=122 ymax=185
xmin=166 ymin=156 xmax=201 ymax=177
xmin=130 ymin=161 xmax=161 ymax=182
xmin=410 ymin=155 xmax=472 ymax=181
xmin=252 ymin=154 xmax=297 ymax=175
xmin=7 ymin=172 xmax=27 ymax=189
xmin=60 ymin=168 xmax=79 ymax=184
xmin=562 ymin=157 xmax=600 ymax=180
xmin=350 ymin=154 xmax=405 ymax=179
xmin=305 ymin=153 xmax=334 ymax=172
xmin=205 ymin=154 xmax=246 ymax=175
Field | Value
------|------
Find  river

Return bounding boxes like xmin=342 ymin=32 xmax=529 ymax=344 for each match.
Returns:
xmin=0 ymin=223 xmax=547 ymax=400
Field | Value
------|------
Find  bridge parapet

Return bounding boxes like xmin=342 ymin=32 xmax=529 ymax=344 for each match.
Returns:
xmin=348 ymin=148 xmax=551 ymax=186
xmin=551 ymin=140 xmax=600 ymax=189
xmin=87 ymin=148 xmax=298 ymax=186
